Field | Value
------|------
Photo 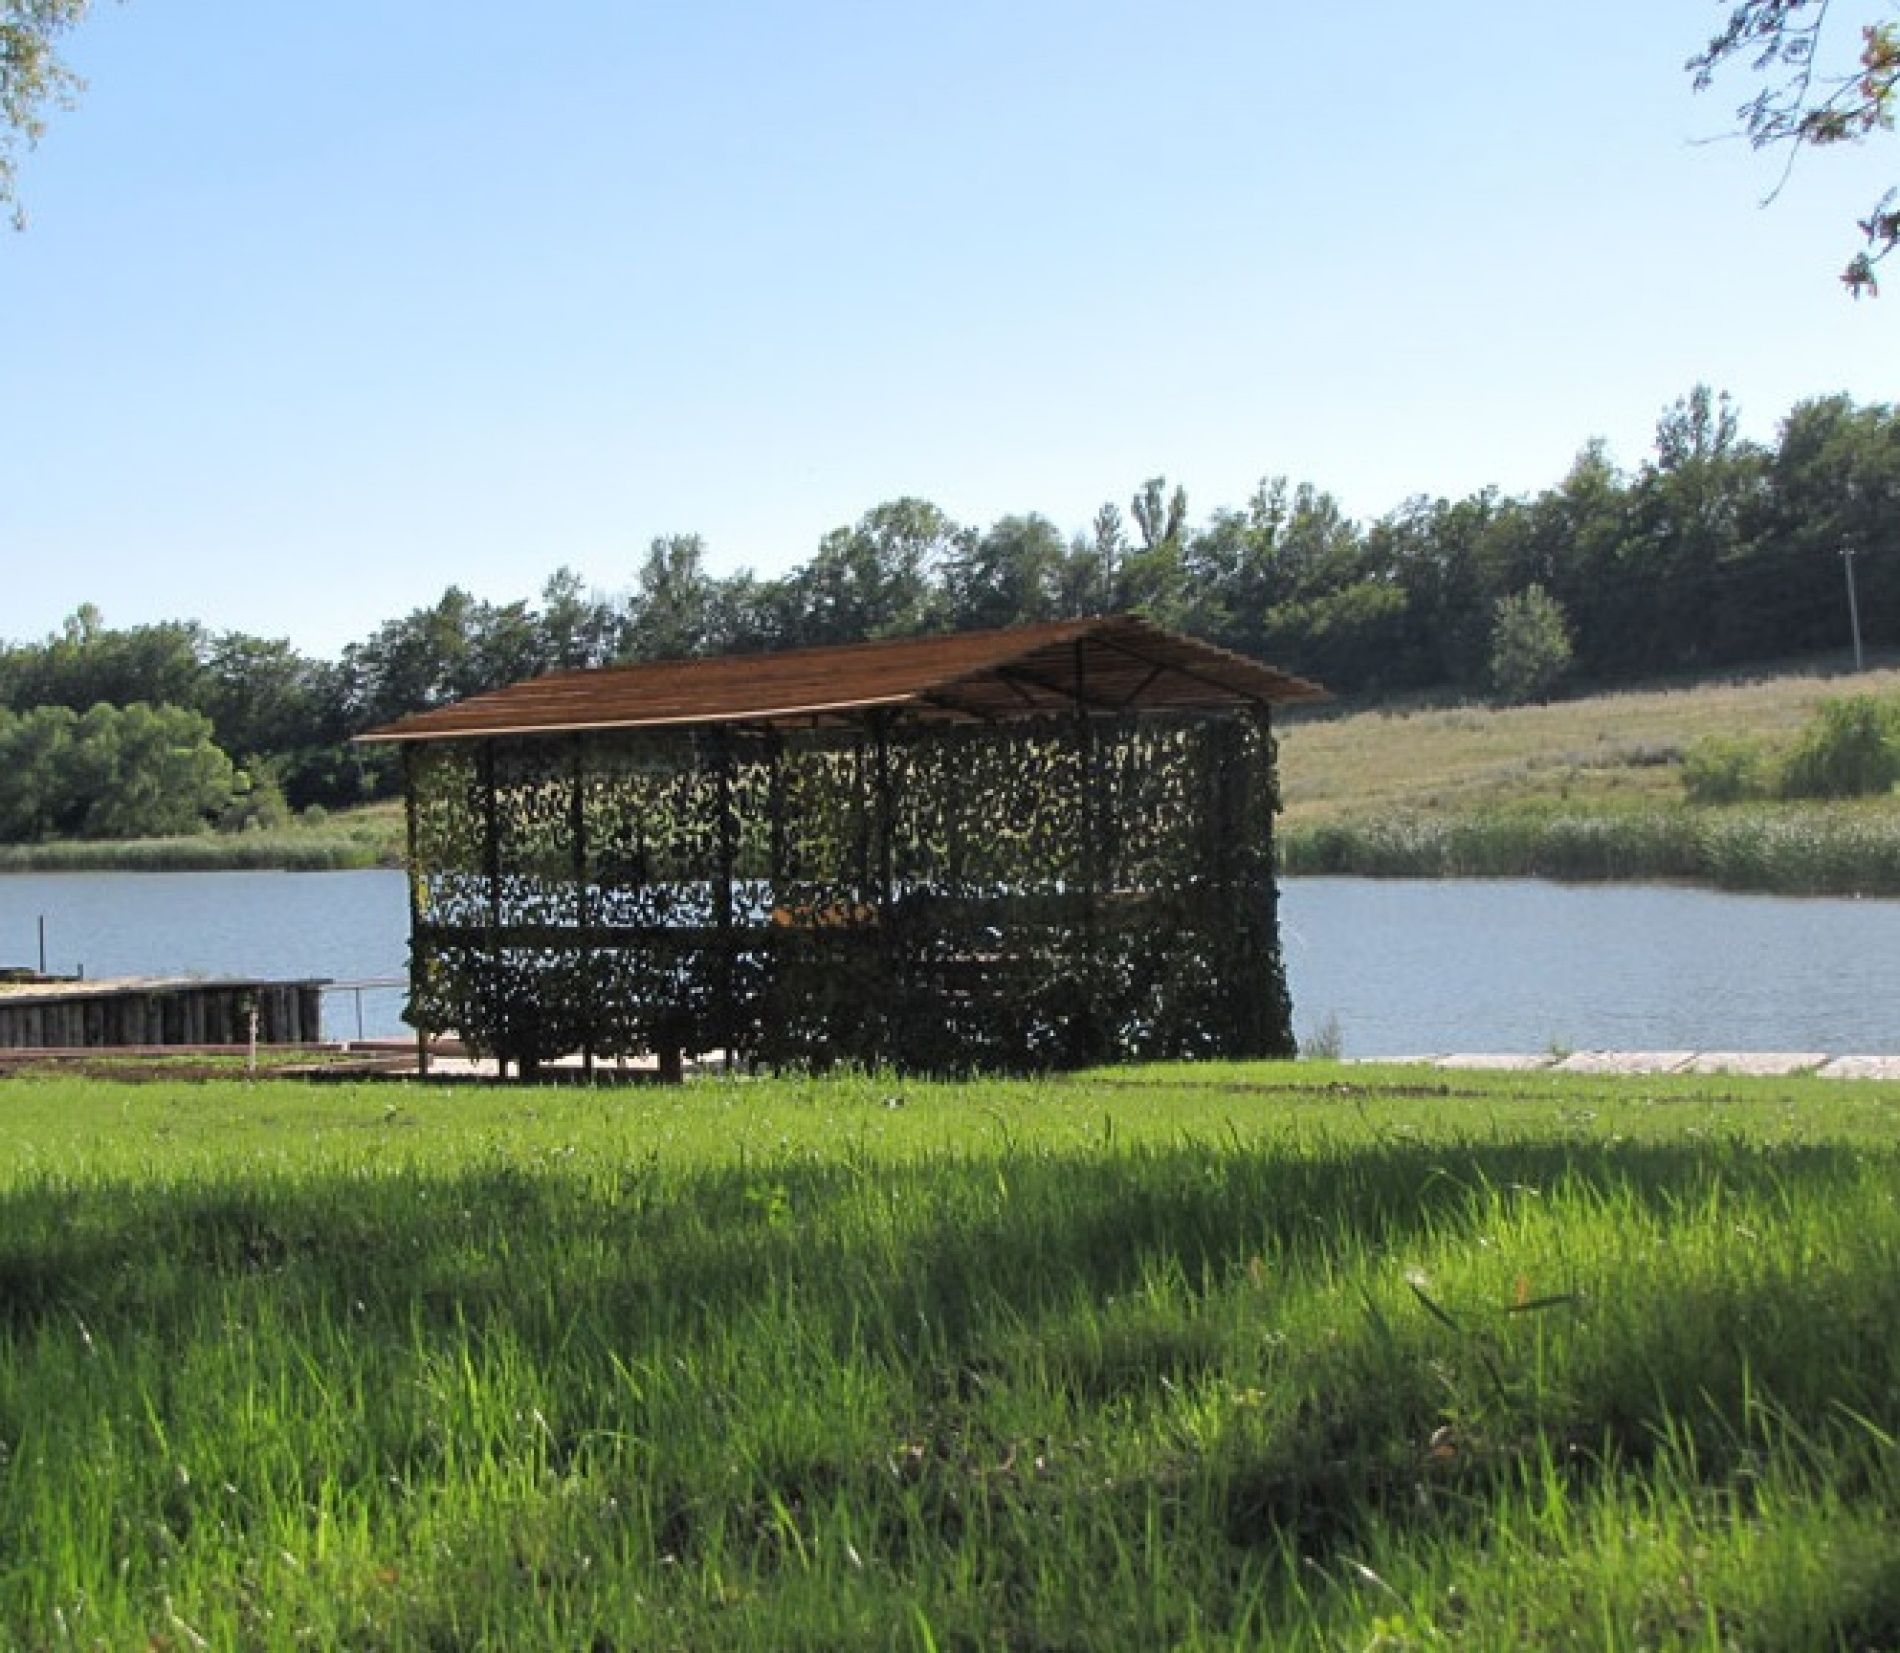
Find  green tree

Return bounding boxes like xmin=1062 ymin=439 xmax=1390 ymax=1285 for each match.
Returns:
xmin=69 ymin=702 xmax=236 ymax=838
xmin=1615 ymin=386 xmax=1767 ymax=670
xmin=620 ymin=535 xmax=717 ymax=660
xmin=0 ymin=705 xmax=76 ymax=839
xmin=1489 ymin=584 xmax=1575 ymax=705
xmin=1761 ymin=394 xmax=1900 ymax=656
xmin=0 ymin=702 xmax=235 ymax=840
xmin=942 ymin=514 xmax=1065 ymax=632
xmin=1114 ymin=478 xmax=1191 ymax=624
xmin=342 ymin=588 xmax=491 ymax=726
xmin=789 ymin=500 xmax=960 ymax=645
xmin=0 ymin=609 xmax=208 ymax=715
xmin=1690 ymin=2 xmax=1900 ymax=293
xmin=538 ymin=567 xmax=618 ymax=670
xmin=200 ymin=632 xmax=341 ymax=759
xmin=1778 ymin=693 xmax=1900 ymax=795
xmin=0 ymin=0 xmax=100 ymax=225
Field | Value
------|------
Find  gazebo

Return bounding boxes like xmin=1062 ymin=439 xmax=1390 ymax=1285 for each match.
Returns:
xmin=357 ymin=615 xmax=1325 ymax=1076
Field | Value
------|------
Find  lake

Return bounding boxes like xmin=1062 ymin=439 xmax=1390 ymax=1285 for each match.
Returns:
xmin=2 ymin=870 xmax=1896 ymax=1057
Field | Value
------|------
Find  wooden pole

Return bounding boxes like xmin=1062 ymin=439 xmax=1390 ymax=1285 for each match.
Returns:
xmin=571 ymin=735 xmax=594 ymax=1082
xmin=1074 ymin=640 xmax=1102 ymax=1064
xmin=712 ymin=728 xmax=738 ymax=1072
xmin=871 ymin=712 xmax=896 ymax=910
xmin=870 ymin=712 xmax=899 ymax=1066
xmin=404 ymin=744 xmax=430 ymax=1079
xmin=480 ymin=741 xmax=507 ymax=1079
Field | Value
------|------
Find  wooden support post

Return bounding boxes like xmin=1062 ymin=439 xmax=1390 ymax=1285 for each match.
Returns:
xmin=480 ymin=741 xmax=505 ymax=1076
xmin=1250 ymin=703 xmax=1290 ymax=1056
xmin=763 ymin=728 xmax=788 ymax=1072
xmin=870 ymin=712 xmax=896 ymax=910
xmin=766 ymin=728 xmax=788 ymax=887
xmin=571 ymin=736 xmax=594 ymax=1082
xmin=853 ymin=718 xmax=875 ymax=896
xmin=712 ymin=729 xmax=738 ymax=1071
xmin=870 ymin=711 xmax=898 ymax=1066
xmin=404 ymin=744 xmax=430 ymax=1078
xmin=1074 ymin=640 xmax=1103 ymax=1065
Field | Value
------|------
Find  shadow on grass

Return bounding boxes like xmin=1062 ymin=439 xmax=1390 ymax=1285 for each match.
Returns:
xmin=0 ymin=1135 xmax=1885 ymax=1342
xmin=3 ymin=1133 xmax=1898 ymax=1648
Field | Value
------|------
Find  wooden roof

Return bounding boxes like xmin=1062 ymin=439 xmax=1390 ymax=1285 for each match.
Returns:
xmin=356 ymin=614 xmax=1327 ymax=743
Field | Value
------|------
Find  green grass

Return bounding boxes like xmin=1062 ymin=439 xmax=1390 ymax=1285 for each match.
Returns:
xmin=1 ymin=1065 xmax=1896 ymax=1648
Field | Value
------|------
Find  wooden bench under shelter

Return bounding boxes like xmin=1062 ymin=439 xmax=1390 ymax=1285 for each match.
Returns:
xmin=356 ymin=614 xmax=1325 ymax=1078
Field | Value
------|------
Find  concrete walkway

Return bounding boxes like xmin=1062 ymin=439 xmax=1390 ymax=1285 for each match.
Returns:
xmin=360 ymin=1044 xmax=1900 ymax=1082
xmin=1388 ymin=1051 xmax=1900 ymax=1081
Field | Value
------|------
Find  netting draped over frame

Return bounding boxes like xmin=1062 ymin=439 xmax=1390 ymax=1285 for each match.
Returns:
xmin=404 ymin=709 xmax=1294 ymax=1074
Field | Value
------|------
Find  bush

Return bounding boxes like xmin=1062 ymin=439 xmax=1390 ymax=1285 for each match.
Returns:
xmin=218 ymin=765 xmax=293 ymax=834
xmin=1778 ymin=695 xmax=1900 ymax=799
xmin=1489 ymin=584 xmax=1574 ymax=705
xmin=0 ymin=701 xmax=237 ymax=841
xmin=1681 ymin=735 xmax=1771 ymax=804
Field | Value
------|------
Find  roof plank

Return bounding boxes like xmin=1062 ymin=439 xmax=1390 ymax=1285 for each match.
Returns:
xmin=355 ymin=615 xmax=1326 ymax=743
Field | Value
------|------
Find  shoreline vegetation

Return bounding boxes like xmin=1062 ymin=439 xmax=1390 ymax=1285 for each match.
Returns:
xmin=1276 ymin=656 xmax=1900 ymax=898
xmin=1278 ymin=801 xmax=1900 ymax=895
xmin=1 ymin=661 xmax=1897 ymax=895
xmin=9 ymin=801 xmax=1896 ymax=897
xmin=0 ymin=804 xmax=403 ymax=874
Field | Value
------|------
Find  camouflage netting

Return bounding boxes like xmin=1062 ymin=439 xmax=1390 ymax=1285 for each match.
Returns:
xmin=404 ymin=710 xmax=1294 ymax=1074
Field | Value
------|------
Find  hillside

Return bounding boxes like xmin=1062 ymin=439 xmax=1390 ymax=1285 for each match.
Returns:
xmin=1278 ymin=654 xmax=1900 ymax=826
xmin=1274 ymin=656 xmax=1900 ymax=894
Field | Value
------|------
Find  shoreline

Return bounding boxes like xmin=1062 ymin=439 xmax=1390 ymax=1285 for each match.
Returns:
xmin=0 ymin=801 xmax=1896 ymax=900
xmin=1279 ymin=802 xmax=1900 ymax=899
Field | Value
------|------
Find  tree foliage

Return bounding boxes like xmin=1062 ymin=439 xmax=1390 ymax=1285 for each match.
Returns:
xmin=0 ymin=701 xmax=235 ymax=840
xmin=1489 ymin=584 xmax=1576 ymax=705
xmin=1690 ymin=0 xmax=1900 ymax=293
xmin=1778 ymin=692 xmax=1900 ymax=795
xmin=3 ymin=385 xmax=1899 ymax=838
xmin=0 ymin=0 xmax=96 ymax=226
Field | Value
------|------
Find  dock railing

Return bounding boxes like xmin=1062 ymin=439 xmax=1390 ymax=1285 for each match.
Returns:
xmin=317 ymin=977 xmax=407 ymax=1043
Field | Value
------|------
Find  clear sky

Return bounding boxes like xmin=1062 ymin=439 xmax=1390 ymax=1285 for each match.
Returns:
xmin=1 ymin=0 xmax=1891 ymax=658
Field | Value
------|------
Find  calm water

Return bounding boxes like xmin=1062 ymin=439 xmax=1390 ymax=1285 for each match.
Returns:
xmin=1279 ymin=878 xmax=1900 ymax=1057
xmin=2 ymin=870 xmax=1896 ymax=1055
xmin=2 ymin=870 xmax=414 ymax=1042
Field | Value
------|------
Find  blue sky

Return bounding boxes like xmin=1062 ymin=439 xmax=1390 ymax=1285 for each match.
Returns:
xmin=1 ymin=1 xmax=1891 ymax=657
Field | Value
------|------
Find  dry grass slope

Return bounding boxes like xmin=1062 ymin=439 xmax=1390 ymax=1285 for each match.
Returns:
xmin=1278 ymin=658 xmax=1900 ymax=825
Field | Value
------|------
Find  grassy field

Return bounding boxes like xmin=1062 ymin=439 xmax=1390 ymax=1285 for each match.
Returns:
xmin=1278 ymin=657 xmax=1900 ymax=826
xmin=0 ymin=1065 xmax=1896 ymax=1648
xmin=1277 ymin=658 xmax=1900 ymax=894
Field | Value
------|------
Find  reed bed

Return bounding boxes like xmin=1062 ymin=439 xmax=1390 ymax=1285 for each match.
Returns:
xmin=1281 ymin=802 xmax=1900 ymax=895
xmin=0 ymin=829 xmax=389 ymax=875
xmin=0 ymin=1067 xmax=1895 ymax=1649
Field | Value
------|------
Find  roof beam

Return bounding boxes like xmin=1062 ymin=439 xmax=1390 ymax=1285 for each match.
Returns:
xmin=917 ymin=691 xmax=996 ymax=724
xmin=1091 ymin=634 xmax=1266 ymax=708
xmin=995 ymin=663 xmax=1120 ymax=712
xmin=1118 ymin=663 xmax=1167 ymax=709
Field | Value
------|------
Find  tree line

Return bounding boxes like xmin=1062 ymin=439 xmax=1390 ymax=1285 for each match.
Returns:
xmin=0 ymin=386 xmax=1894 ymax=840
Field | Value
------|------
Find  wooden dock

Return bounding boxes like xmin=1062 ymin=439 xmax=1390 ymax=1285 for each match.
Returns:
xmin=0 ymin=976 xmax=327 ymax=1049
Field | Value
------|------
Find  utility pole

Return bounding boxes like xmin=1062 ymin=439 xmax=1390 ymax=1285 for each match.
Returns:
xmin=1842 ymin=547 xmax=1865 ymax=672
